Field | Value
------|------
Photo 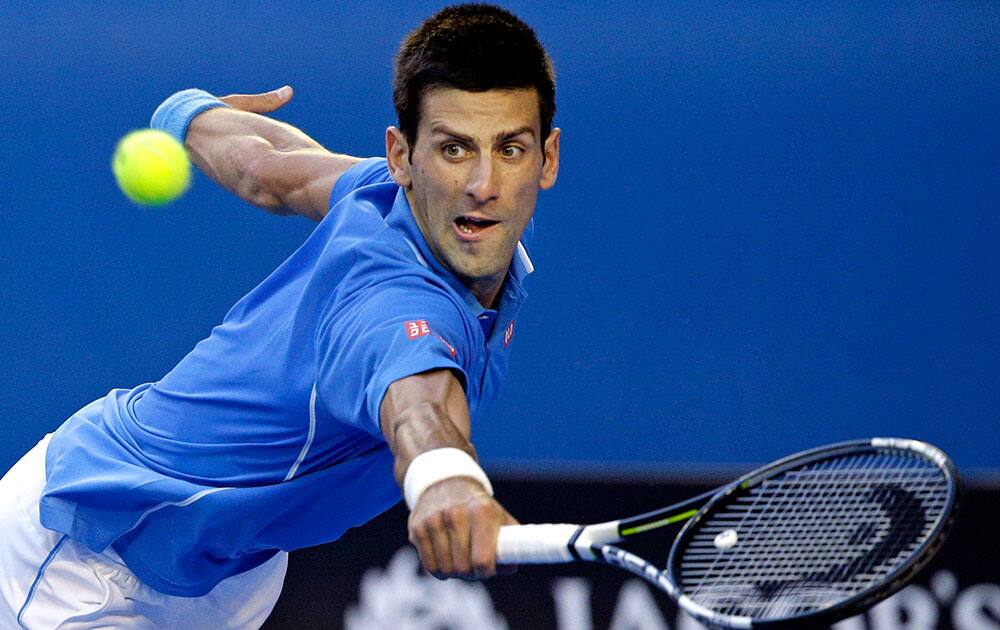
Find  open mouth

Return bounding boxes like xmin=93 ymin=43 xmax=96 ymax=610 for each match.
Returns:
xmin=454 ymin=216 xmax=500 ymax=236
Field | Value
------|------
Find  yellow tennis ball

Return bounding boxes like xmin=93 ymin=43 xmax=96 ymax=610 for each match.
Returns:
xmin=112 ymin=129 xmax=191 ymax=206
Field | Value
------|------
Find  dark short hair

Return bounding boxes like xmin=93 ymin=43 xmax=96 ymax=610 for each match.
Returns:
xmin=393 ymin=3 xmax=556 ymax=151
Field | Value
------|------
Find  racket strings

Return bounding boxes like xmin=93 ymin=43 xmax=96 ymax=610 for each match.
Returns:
xmin=676 ymin=449 xmax=950 ymax=620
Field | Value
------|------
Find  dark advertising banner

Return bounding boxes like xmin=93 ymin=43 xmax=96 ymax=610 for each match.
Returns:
xmin=266 ymin=476 xmax=1000 ymax=629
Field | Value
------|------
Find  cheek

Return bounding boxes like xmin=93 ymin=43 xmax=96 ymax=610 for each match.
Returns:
xmin=415 ymin=161 xmax=457 ymax=196
xmin=512 ymin=185 xmax=539 ymax=221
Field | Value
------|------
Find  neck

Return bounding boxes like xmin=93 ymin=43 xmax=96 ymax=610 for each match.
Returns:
xmin=469 ymin=279 xmax=503 ymax=309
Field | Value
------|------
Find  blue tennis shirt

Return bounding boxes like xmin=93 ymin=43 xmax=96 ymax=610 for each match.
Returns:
xmin=39 ymin=158 xmax=532 ymax=596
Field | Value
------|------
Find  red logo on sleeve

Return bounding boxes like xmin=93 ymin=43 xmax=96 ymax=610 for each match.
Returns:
xmin=434 ymin=334 xmax=458 ymax=358
xmin=405 ymin=320 xmax=431 ymax=339
xmin=503 ymin=320 xmax=515 ymax=347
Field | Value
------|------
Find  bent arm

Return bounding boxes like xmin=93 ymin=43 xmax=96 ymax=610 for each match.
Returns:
xmin=381 ymin=369 xmax=516 ymax=579
xmin=184 ymin=87 xmax=364 ymax=221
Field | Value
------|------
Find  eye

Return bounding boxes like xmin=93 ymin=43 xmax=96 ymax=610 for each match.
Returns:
xmin=500 ymin=145 xmax=524 ymax=159
xmin=442 ymin=143 xmax=468 ymax=159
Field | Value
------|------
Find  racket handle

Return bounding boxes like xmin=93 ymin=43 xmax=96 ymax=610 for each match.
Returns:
xmin=496 ymin=524 xmax=579 ymax=564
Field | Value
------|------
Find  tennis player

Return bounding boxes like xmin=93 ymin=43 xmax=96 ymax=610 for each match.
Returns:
xmin=0 ymin=4 xmax=559 ymax=627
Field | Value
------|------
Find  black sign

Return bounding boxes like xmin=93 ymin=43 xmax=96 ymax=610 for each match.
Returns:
xmin=266 ymin=477 xmax=1000 ymax=629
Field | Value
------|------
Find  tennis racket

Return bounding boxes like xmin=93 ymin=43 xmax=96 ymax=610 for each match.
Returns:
xmin=496 ymin=438 xmax=958 ymax=629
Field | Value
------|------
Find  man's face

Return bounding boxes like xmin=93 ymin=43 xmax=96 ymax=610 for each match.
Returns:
xmin=386 ymin=87 xmax=560 ymax=306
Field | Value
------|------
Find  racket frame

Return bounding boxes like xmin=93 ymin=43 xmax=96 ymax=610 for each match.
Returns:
xmin=661 ymin=438 xmax=960 ymax=628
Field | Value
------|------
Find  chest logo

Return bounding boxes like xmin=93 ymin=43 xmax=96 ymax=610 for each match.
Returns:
xmin=404 ymin=320 xmax=431 ymax=339
xmin=503 ymin=320 xmax=515 ymax=347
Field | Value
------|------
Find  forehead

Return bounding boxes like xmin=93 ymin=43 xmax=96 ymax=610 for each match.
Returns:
xmin=418 ymin=87 xmax=541 ymax=138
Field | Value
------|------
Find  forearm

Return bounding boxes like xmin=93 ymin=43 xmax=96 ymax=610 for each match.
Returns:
xmin=184 ymin=109 xmax=283 ymax=210
xmin=380 ymin=370 xmax=476 ymax=486
xmin=197 ymin=106 xmax=326 ymax=153
xmin=185 ymin=107 xmax=359 ymax=219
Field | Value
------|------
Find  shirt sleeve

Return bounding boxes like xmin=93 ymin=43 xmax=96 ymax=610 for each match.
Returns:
xmin=314 ymin=276 xmax=473 ymax=438
xmin=328 ymin=157 xmax=395 ymax=210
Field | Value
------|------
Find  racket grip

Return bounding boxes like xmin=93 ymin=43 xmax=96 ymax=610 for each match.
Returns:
xmin=496 ymin=524 xmax=579 ymax=564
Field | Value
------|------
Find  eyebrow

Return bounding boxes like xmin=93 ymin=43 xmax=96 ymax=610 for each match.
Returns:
xmin=430 ymin=124 xmax=536 ymax=145
xmin=495 ymin=126 xmax=536 ymax=143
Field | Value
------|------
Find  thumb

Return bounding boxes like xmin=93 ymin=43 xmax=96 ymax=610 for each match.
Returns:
xmin=219 ymin=85 xmax=294 ymax=113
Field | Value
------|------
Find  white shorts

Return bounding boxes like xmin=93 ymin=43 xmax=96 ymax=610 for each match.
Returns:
xmin=0 ymin=435 xmax=288 ymax=629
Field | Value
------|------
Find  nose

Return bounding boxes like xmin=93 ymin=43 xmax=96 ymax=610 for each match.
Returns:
xmin=464 ymin=155 xmax=500 ymax=204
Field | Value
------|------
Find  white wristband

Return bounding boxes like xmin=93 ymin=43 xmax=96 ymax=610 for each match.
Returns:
xmin=403 ymin=447 xmax=494 ymax=510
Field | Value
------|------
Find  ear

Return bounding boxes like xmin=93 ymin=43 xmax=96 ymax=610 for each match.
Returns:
xmin=539 ymin=127 xmax=560 ymax=190
xmin=385 ymin=126 xmax=412 ymax=188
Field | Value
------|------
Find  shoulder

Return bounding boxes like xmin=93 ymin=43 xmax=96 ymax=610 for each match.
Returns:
xmin=327 ymin=259 xmax=473 ymax=336
xmin=316 ymin=235 xmax=477 ymax=351
xmin=328 ymin=157 xmax=395 ymax=209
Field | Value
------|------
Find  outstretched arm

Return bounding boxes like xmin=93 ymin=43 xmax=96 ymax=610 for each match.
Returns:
xmin=185 ymin=86 xmax=363 ymax=221
xmin=381 ymin=369 xmax=517 ymax=579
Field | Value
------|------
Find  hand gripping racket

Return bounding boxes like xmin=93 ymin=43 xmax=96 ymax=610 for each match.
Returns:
xmin=496 ymin=438 xmax=958 ymax=629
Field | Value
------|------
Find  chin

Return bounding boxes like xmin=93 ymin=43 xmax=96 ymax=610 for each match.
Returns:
xmin=454 ymin=265 xmax=496 ymax=284
xmin=450 ymin=258 xmax=502 ymax=285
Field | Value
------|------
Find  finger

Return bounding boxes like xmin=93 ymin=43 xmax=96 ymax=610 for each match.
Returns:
xmin=426 ymin=513 xmax=453 ymax=579
xmin=444 ymin=506 xmax=472 ymax=577
xmin=409 ymin=517 xmax=440 ymax=577
xmin=469 ymin=502 xmax=501 ymax=579
xmin=219 ymin=85 xmax=294 ymax=113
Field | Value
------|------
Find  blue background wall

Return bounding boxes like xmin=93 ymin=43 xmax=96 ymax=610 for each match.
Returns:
xmin=2 ymin=2 xmax=997 ymax=475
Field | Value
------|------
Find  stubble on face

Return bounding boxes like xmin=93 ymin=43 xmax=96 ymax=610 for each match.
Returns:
xmin=402 ymin=88 xmax=549 ymax=307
